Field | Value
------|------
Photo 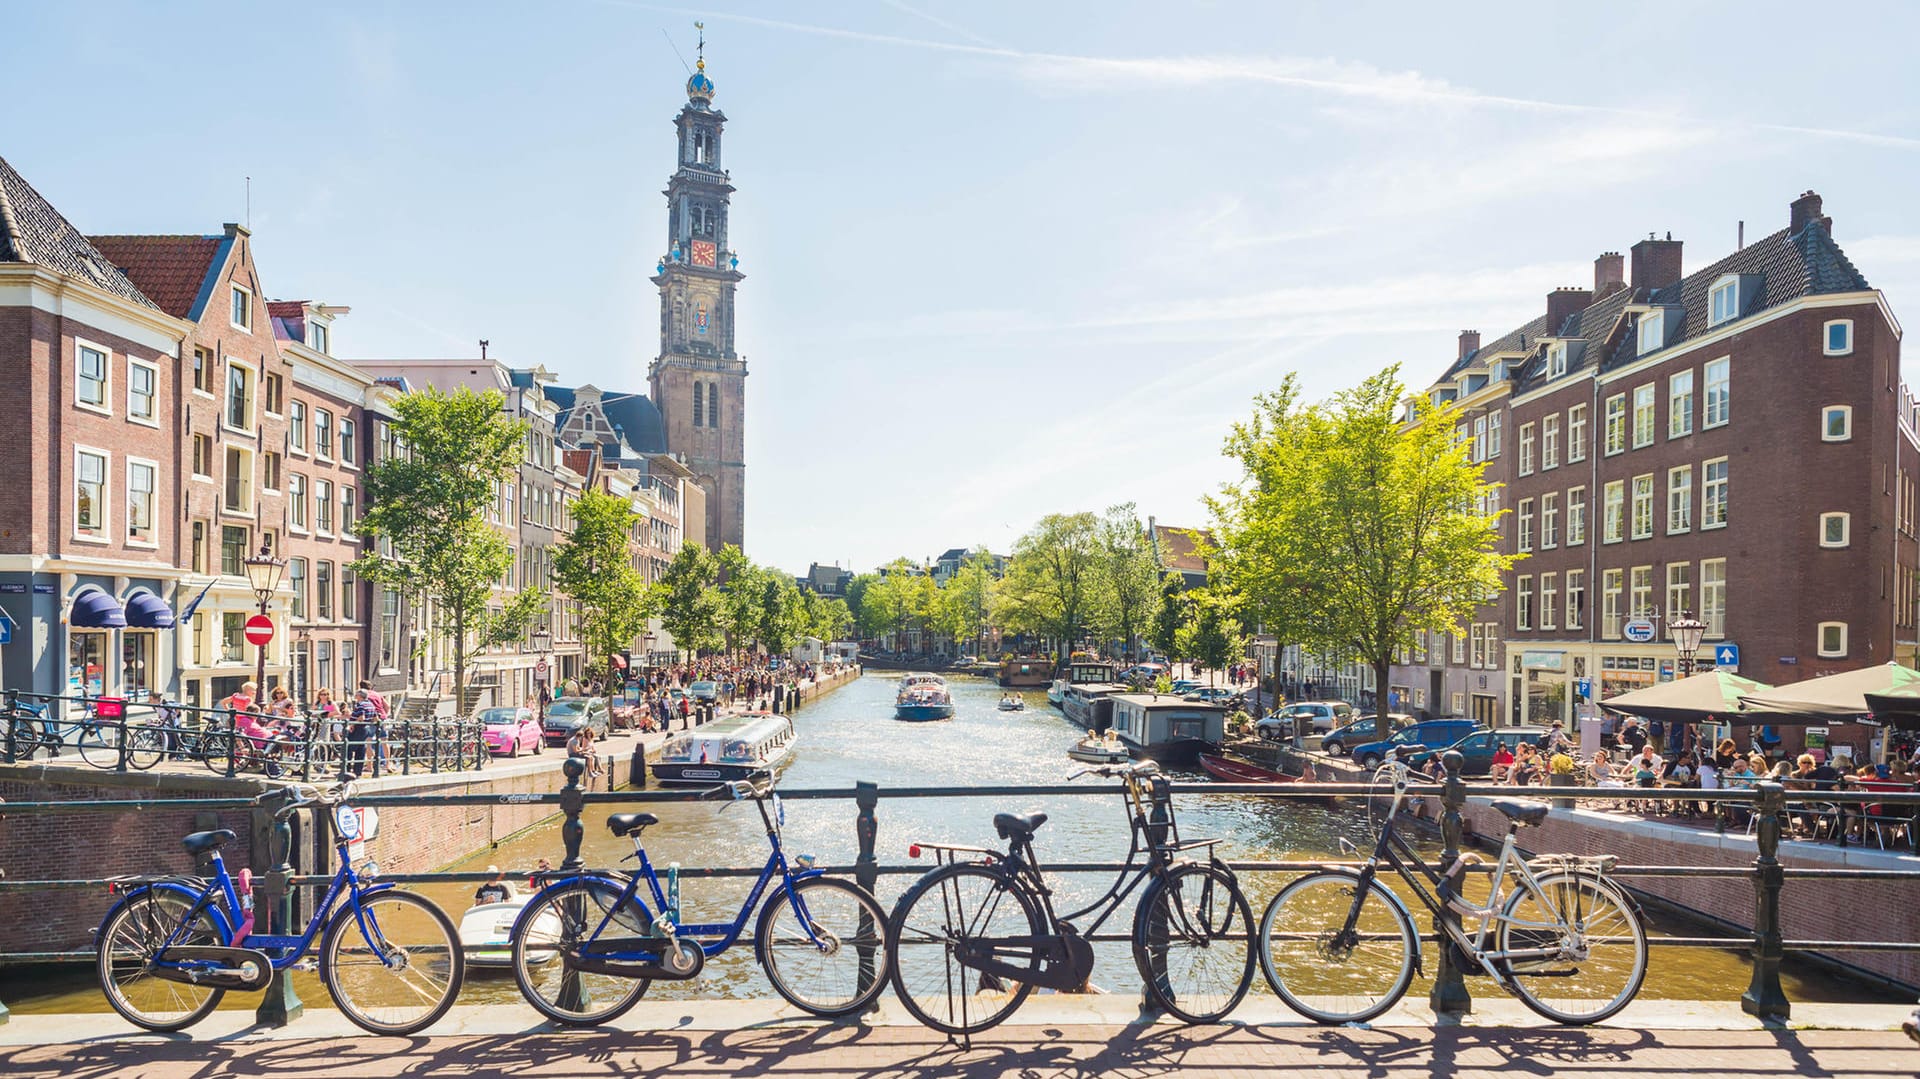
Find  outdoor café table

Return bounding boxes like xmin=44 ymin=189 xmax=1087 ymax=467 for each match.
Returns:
xmin=1837 ymin=779 xmax=1920 ymax=850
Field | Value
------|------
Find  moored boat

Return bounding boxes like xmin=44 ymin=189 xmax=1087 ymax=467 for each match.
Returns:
xmin=652 ymin=711 xmax=796 ymax=785
xmin=998 ymin=694 xmax=1028 ymax=712
xmin=1197 ymin=752 xmax=1298 ymax=783
xmin=461 ymin=898 xmax=561 ymax=970
xmin=1108 ymin=693 xmax=1227 ymax=766
xmin=1068 ymin=730 xmax=1132 ymax=764
xmin=998 ymin=655 xmax=1053 ymax=688
xmin=895 ymin=673 xmax=955 ymax=721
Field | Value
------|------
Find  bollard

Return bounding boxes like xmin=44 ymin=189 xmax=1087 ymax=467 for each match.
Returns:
xmin=557 ymin=756 xmax=590 ymax=1014
xmin=1428 ymin=750 xmax=1472 ymax=1016
xmin=255 ymin=794 xmax=305 ymax=1027
xmin=632 ymin=742 xmax=648 ymax=788
xmin=854 ymin=780 xmax=879 ymax=1005
xmin=1741 ymin=781 xmax=1791 ymax=1021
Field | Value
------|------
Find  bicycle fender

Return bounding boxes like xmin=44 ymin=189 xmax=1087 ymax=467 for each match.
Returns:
xmin=99 ymin=880 xmax=235 ymax=945
xmin=788 ymin=867 xmax=829 ymax=882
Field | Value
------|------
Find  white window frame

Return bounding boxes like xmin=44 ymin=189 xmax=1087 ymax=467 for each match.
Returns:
xmin=75 ymin=339 xmax=112 ymax=415
xmin=1709 ymin=276 xmax=1739 ymax=327
xmin=1567 ymin=404 xmax=1587 ymax=463
xmin=1516 ymin=575 xmax=1533 ymax=631
xmin=1666 ymin=562 xmax=1691 ymax=630
xmin=340 ymin=417 xmax=357 ymax=467
xmin=223 ymin=357 xmax=257 ymax=435
xmin=73 ymin=445 xmax=111 ymax=542
xmin=1602 ymin=569 xmax=1623 ymax=640
xmin=1540 ymin=572 xmax=1558 ymax=631
xmin=1542 ymin=414 xmax=1560 ymax=470
xmin=1486 ymin=412 xmax=1502 ymax=457
xmin=1701 ymin=559 xmax=1727 ymax=638
xmin=1603 ymin=480 xmax=1625 ymax=544
xmin=1819 ymin=512 xmax=1850 ymax=548
xmin=1632 ymin=383 xmax=1656 ymax=448
xmin=316 ymin=478 xmax=334 ymax=536
xmin=287 ymin=473 xmax=309 ymax=533
xmin=1668 ymin=370 xmax=1693 ymax=439
xmin=1517 ymin=498 xmax=1534 ymax=553
xmin=126 ymin=456 xmax=159 ymax=548
xmin=230 ymin=283 xmax=253 ymax=332
xmin=1667 ymin=465 xmax=1693 ymax=535
xmin=1472 ymin=416 xmax=1487 ymax=462
xmin=1541 ymin=492 xmax=1559 ymax=549
xmin=1637 ymin=309 xmax=1664 ymax=355
xmin=315 ymin=408 xmax=335 ymax=462
xmin=288 ymin=400 xmax=308 ymax=455
xmin=341 ymin=485 xmax=357 ymax=538
xmin=1547 ymin=342 xmax=1567 ymax=378
xmin=1631 ymin=474 xmax=1654 ymax=540
xmin=1703 ymin=357 xmax=1730 ymax=429
xmin=1518 ymin=423 xmax=1535 ymax=476
xmin=1604 ymin=394 xmax=1627 ymax=455
xmin=1823 ymin=319 xmax=1853 ymax=357
xmin=222 ymin=444 xmax=255 ymax=517
xmin=127 ymin=357 xmax=160 ymax=426
xmin=1702 ymin=457 xmax=1729 ymax=530
xmin=1567 ymin=486 xmax=1586 ymax=545
xmin=1566 ymin=569 xmax=1585 ymax=630
xmin=1822 ymin=405 xmax=1853 ymax=442
xmin=1630 ymin=565 xmax=1653 ymax=620
xmin=1817 ymin=621 xmax=1848 ymax=658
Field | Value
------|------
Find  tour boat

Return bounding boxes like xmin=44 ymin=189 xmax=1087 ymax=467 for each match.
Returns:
xmin=652 ymin=711 xmax=796 ymax=785
xmin=1197 ymin=752 xmax=1299 ymax=784
xmin=1068 ymin=730 xmax=1132 ymax=764
xmin=998 ymin=694 xmax=1028 ymax=712
xmin=460 ymin=896 xmax=561 ymax=970
xmin=894 ymin=673 xmax=955 ymax=722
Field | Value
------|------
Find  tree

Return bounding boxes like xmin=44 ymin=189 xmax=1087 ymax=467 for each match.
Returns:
xmin=999 ymin=513 xmax=1105 ymax=665
xmin=815 ymin=596 xmax=855 ymax=642
xmin=352 ymin=387 xmax=543 ymax=708
xmin=757 ymin=573 xmax=810 ymax=658
xmin=1208 ymin=367 xmax=1512 ymax=721
xmin=1149 ymin=573 xmax=1192 ymax=662
xmin=552 ymin=489 xmax=656 ymax=671
xmin=1097 ymin=503 xmax=1159 ymax=659
xmin=1188 ymin=590 xmax=1242 ymax=686
xmin=933 ymin=550 xmax=997 ymax=657
xmin=843 ymin=573 xmax=883 ymax=639
xmin=654 ymin=543 xmax=723 ymax=656
xmin=712 ymin=544 xmax=762 ymax=658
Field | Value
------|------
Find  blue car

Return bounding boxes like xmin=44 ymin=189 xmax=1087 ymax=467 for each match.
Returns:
xmin=1350 ymin=718 xmax=1479 ymax=770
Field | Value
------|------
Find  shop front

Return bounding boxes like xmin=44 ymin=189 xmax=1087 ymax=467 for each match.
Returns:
xmin=1522 ymin=650 xmax=1570 ymax=730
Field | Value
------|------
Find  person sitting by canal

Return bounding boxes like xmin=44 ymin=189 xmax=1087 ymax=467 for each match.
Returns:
xmin=1588 ymin=750 xmax=1625 ymax=792
xmin=1491 ymin=742 xmax=1516 ymax=783
xmin=1509 ymin=743 xmax=1541 ymax=786
xmin=567 ymin=724 xmax=600 ymax=780
xmin=223 ymin=680 xmax=258 ymax=717
xmin=473 ymin=866 xmax=513 ymax=906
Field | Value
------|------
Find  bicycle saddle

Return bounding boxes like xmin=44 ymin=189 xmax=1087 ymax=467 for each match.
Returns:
xmin=182 ymin=829 xmax=236 ymax=855
xmin=606 ymin=812 xmax=659 ymax=837
xmin=1489 ymin=799 xmax=1551 ymax=827
xmin=993 ymin=811 xmax=1048 ymax=841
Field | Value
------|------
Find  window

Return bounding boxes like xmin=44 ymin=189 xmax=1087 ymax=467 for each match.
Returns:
xmin=77 ymin=343 xmax=109 ymax=409
xmin=1631 ymin=474 xmax=1654 ymax=538
xmin=1452 ymin=631 xmax=1466 ymax=665
xmin=1817 ymin=622 xmax=1848 ymax=658
xmin=341 ymin=486 xmax=356 ymax=535
xmin=316 ymin=479 xmax=334 ymax=534
xmin=1701 ymin=559 xmax=1727 ymax=638
xmin=192 ymin=346 xmax=212 ymax=393
xmin=1485 ymin=412 xmax=1502 ymax=457
xmin=1824 ymin=320 xmax=1853 ymax=356
xmin=222 ymin=612 xmax=246 ymax=663
xmin=1632 ymin=383 xmax=1655 ymax=448
xmin=1566 ymin=569 xmax=1585 ymax=630
xmin=221 ymin=525 xmax=249 ymax=575
xmin=340 ymin=418 xmax=356 ymax=465
xmin=316 ymin=561 xmax=334 ymax=620
xmin=1516 ymin=575 xmax=1533 ymax=630
xmin=289 ymin=558 xmax=307 ymax=619
xmin=1603 ymin=480 xmax=1625 ymax=543
xmin=262 ymin=451 xmax=281 ymax=493
xmin=1702 ymin=457 xmax=1729 ymax=528
xmin=1602 ymin=569 xmax=1623 ymax=639
xmin=1541 ymin=573 xmax=1558 ymax=631
xmin=223 ymin=446 xmax=253 ymax=513
xmin=289 ymin=400 xmax=307 ymax=452
xmin=1667 ymin=466 xmax=1692 ymax=533
xmin=75 ymin=449 xmax=108 ymax=537
xmin=1542 ymin=415 xmax=1560 ymax=470
xmin=288 ymin=473 xmax=307 ymax=529
xmin=225 ymin=362 xmax=255 ymax=431
xmin=1567 ymin=486 xmax=1587 ymax=545
xmin=127 ymin=460 xmax=155 ymax=542
xmin=1547 ymin=342 xmax=1567 ymax=378
xmin=1541 ymin=492 xmax=1559 ymax=549
xmin=192 ymin=521 xmax=207 ymax=574
xmin=129 ymin=360 xmax=157 ymax=421
xmin=1820 ymin=512 xmax=1850 ymax=548
xmin=1668 ymin=370 xmax=1693 ymax=438
xmin=1567 ymin=405 xmax=1587 ymax=463
xmin=1823 ymin=405 xmax=1852 ymax=441
xmin=230 ymin=284 xmax=252 ymax=331
xmin=264 ymin=372 xmax=284 ymax=415
xmin=1637 ymin=310 xmax=1664 ymax=355
xmin=1604 ymin=394 xmax=1627 ymax=454
xmin=1666 ymin=563 xmax=1691 ymax=627
xmin=1519 ymin=423 xmax=1535 ymax=476
xmin=692 ymin=383 xmax=705 ymax=427
xmin=315 ymin=409 xmax=334 ymax=459
xmin=1472 ymin=416 xmax=1487 ymax=462
xmin=1518 ymin=498 xmax=1534 ymax=552
xmin=193 ymin=434 xmax=213 ymax=477
xmin=341 ymin=568 xmax=357 ymax=621
xmin=1703 ymin=357 xmax=1730 ymax=427
xmin=1709 ymin=277 xmax=1739 ymax=326
xmin=341 ymin=641 xmax=356 ymax=691
xmin=1630 ymin=566 xmax=1653 ymax=620
xmin=311 ymin=321 xmax=329 ymax=355
xmin=1470 ymin=624 xmax=1486 ymax=668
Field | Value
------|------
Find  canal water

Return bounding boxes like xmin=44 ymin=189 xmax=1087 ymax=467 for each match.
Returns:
xmin=4 ymin=672 xmax=1886 ymax=1014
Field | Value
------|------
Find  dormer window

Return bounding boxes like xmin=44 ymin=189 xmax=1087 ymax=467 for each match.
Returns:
xmin=1547 ymin=343 xmax=1567 ymax=378
xmin=1709 ymin=276 xmax=1739 ymax=327
xmin=310 ymin=321 xmax=329 ymax=355
xmin=1637 ymin=310 xmax=1665 ymax=356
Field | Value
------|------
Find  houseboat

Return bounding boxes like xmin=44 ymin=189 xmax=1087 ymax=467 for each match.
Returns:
xmin=998 ymin=655 xmax=1053 ymax=689
xmin=1048 ymin=659 xmax=1124 ymax=711
xmin=895 ymin=674 xmax=956 ymax=721
xmin=1061 ymin=682 xmax=1126 ymax=732
xmin=1108 ymin=693 xmax=1227 ymax=766
xmin=651 ymin=712 xmax=797 ymax=785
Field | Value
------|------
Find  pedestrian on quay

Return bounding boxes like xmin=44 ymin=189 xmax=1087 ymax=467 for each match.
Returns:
xmin=346 ymin=688 xmax=379 ymax=778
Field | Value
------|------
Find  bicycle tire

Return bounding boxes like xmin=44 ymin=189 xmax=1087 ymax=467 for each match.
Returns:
xmin=96 ymin=885 xmax=230 ymax=1032
xmin=199 ymin=730 xmax=233 ymax=774
xmin=126 ymin=724 xmax=167 ymax=770
xmin=755 ymin=875 xmax=890 ymax=1017
xmin=6 ymin=716 xmax=46 ymax=760
xmin=78 ymin=722 xmax=122 ymax=768
xmin=1497 ymin=871 xmax=1647 ymax=1025
xmin=319 ymin=888 xmax=465 ymax=1035
xmin=1258 ymin=869 xmax=1417 ymax=1025
xmin=886 ymin=861 xmax=1043 ymax=1036
xmin=511 ymin=878 xmax=652 ymax=1027
xmin=1133 ymin=862 xmax=1255 ymax=1024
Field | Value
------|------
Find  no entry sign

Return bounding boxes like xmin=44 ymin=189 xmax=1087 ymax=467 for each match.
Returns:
xmin=244 ymin=614 xmax=274 ymax=647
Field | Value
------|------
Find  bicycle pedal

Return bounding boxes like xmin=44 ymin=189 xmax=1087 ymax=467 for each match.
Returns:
xmin=289 ymin=960 xmax=318 ymax=973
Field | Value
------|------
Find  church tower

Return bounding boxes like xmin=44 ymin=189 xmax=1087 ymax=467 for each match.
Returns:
xmin=649 ymin=31 xmax=747 ymax=551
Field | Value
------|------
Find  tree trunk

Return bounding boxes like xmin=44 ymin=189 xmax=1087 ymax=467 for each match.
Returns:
xmin=454 ymin=603 xmax=466 ymax=718
xmin=1374 ymin=656 xmax=1391 ymax=723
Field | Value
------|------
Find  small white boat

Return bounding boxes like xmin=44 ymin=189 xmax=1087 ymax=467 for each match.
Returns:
xmin=998 ymin=695 xmax=1027 ymax=712
xmin=460 ymin=897 xmax=561 ymax=969
xmin=1067 ymin=730 xmax=1132 ymax=764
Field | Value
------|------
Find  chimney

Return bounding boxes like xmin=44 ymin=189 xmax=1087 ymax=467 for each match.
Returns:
xmin=1457 ymin=330 xmax=1481 ymax=361
xmin=1545 ymin=287 xmax=1592 ymax=335
xmin=1790 ymin=190 xmax=1830 ymax=235
xmin=1629 ymin=234 xmax=1684 ymax=291
xmin=1593 ymin=252 xmax=1625 ymax=296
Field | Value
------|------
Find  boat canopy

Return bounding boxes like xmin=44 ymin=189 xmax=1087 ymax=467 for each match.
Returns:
xmin=659 ymin=712 xmax=795 ymax=764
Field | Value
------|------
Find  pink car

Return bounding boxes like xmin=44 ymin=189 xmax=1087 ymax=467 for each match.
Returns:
xmin=479 ymin=707 xmax=543 ymax=757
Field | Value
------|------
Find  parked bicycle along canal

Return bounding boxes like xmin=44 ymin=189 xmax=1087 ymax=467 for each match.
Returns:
xmin=5 ymin=673 xmax=1891 ymax=1014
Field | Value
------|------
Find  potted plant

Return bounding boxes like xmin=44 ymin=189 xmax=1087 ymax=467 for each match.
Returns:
xmin=1549 ymin=752 xmax=1577 ymax=808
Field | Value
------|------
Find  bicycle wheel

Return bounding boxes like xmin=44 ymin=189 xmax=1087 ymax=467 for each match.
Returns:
xmin=755 ymin=876 xmax=890 ymax=1017
xmin=886 ymin=862 xmax=1042 ymax=1036
xmin=319 ymin=889 xmax=464 ymax=1035
xmin=96 ymin=887 xmax=229 ymax=1031
xmin=512 ymin=879 xmax=651 ymax=1027
xmin=1259 ymin=870 xmax=1417 ymax=1025
xmin=1497 ymin=871 xmax=1647 ymax=1024
xmin=125 ymin=724 xmax=166 ymax=770
xmin=1133 ymin=862 xmax=1255 ymax=1024
xmin=78 ymin=722 xmax=122 ymax=768
xmin=199 ymin=729 xmax=233 ymax=774
xmin=5 ymin=717 xmax=45 ymax=760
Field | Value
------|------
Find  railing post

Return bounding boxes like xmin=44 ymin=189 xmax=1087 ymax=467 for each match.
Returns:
xmin=115 ymin=711 xmax=130 ymax=772
xmin=1428 ymin=750 xmax=1472 ymax=1016
xmin=299 ymin=715 xmax=314 ymax=783
xmin=254 ymin=795 xmax=305 ymax=1027
xmin=1742 ymin=781 xmax=1791 ymax=1021
xmin=3 ymin=689 xmax=17 ymax=764
xmin=557 ymin=756 xmax=589 ymax=1014
xmin=224 ymin=709 xmax=239 ymax=779
xmin=854 ymin=780 xmax=879 ymax=1005
xmin=430 ymin=717 xmax=441 ymax=773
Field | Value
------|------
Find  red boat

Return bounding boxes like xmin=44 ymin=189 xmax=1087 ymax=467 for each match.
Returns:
xmin=1197 ymin=752 xmax=1299 ymax=784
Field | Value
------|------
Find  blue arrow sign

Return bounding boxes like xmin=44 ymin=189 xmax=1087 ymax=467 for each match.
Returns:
xmin=0 ymin=618 xmax=12 ymax=645
xmin=1714 ymin=643 xmax=1740 ymax=667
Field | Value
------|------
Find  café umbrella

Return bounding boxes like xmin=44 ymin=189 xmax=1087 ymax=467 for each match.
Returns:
xmin=1861 ymin=682 xmax=1920 ymax=731
xmin=1598 ymin=669 xmax=1773 ymax=725
xmin=1737 ymin=661 xmax=1920 ymax=723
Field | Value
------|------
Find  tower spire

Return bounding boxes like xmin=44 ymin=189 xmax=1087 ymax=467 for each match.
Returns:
xmin=695 ymin=20 xmax=705 ymax=70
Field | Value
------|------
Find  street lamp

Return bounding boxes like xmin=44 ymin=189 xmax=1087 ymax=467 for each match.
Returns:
xmin=243 ymin=543 xmax=287 ymax=702
xmin=1669 ymin=611 xmax=1707 ymax=677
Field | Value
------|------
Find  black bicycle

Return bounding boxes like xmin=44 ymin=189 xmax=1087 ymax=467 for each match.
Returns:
xmin=886 ymin=759 xmax=1254 ymax=1036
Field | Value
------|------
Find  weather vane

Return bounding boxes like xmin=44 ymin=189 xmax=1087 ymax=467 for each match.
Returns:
xmin=695 ymin=20 xmax=705 ymax=68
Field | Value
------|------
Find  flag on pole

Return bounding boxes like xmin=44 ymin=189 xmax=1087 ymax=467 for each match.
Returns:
xmin=176 ymin=579 xmax=218 ymax=625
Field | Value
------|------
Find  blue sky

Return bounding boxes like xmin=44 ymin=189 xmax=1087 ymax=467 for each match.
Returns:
xmin=8 ymin=2 xmax=1920 ymax=576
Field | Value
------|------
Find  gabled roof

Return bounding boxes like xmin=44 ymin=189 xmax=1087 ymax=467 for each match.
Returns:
xmin=88 ymin=233 xmax=228 ymax=319
xmin=1152 ymin=525 xmax=1212 ymax=575
xmin=0 ymin=156 xmax=159 ymax=310
xmin=542 ymin=384 xmax=666 ymax=458
xmin=937 ymin=547 xmax=969 ymax=563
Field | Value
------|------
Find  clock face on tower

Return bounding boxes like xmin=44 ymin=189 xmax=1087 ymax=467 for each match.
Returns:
xmin=691 ymin=239 xmax=717 ymax=268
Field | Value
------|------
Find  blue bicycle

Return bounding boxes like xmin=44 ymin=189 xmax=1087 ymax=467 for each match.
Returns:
xmin=509 ymin=779 xmax=889 ymax=1025
xmin=93 ymin=783 xmax=465 ymax=1034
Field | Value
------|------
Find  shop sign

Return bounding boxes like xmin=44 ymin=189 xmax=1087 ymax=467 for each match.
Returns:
xmin=1522 ymin=651 xmax=1565 ymax=671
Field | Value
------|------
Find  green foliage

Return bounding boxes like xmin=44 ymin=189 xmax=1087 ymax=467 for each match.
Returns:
xmin=998 ymin=512 xmax=1104 ymax=660
xmin=1149 ymin=574 xmax=1191 ymax=661
xmin=932 ymin=550 xmax=997 ymax=654
xmin=1096 ymin=503 xmax=1159 ymax=658
xmin=756 ymin=572 xmax=810 ymax=657
xmin=350 ymin=387 xmax=539 ymax=704
xmin=1188 ymin=589 xmax=1242 ymax=682
xmin=654 ymin=543 xmax=724 ymax=656
xmin=553 ymin=489 xmax=657 ymax=666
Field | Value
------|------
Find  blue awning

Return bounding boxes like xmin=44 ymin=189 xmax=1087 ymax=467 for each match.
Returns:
xmin=124 ymin=592 xmax=176 ymax=629
xmin=69 ymin=590 xmax=126 ymax=629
